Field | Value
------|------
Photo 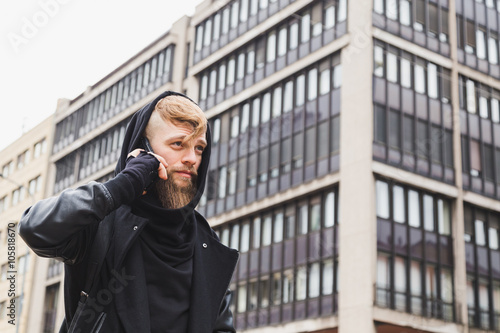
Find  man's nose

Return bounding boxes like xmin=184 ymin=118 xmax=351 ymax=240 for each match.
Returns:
xmin=182 ymin=148 xmax=197 ymax=165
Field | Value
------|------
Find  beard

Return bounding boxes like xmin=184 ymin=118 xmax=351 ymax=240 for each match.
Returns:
xmin=154 ymin=166 xmax=198 ymax=209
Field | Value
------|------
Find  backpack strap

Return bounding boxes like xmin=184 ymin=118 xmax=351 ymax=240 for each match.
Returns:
xmin=79 ymin=211 xmax=115 ymax=302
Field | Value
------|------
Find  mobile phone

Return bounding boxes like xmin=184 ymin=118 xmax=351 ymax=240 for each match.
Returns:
xmin=141 ymin=137 xmax=154 ymax=153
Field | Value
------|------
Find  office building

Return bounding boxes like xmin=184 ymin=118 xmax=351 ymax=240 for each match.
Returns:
xmin=0 ymin=116 xmax=53 ymax=333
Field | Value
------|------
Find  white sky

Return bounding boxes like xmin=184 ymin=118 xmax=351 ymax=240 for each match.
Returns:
xmin=0 ymin=0 xmax=201 ymax=151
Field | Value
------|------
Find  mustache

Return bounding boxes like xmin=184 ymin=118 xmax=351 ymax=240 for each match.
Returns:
xmin=167 ymin=165 xmax=198 ymax=176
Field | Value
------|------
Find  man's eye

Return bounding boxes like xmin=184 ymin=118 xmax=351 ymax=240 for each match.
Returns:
xmin=196 ymin=146 xmax=205 ymax=153
xmin=173 ymin=142 xmax=182 ymax=147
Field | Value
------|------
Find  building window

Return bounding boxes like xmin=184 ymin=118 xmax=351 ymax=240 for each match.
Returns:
xmin=1 ymin=263 xmax=7 ymax=281
xmin=17 ymin=150 xmax=30 ymax=170
xmin=373 ymin=0 xmax=449 ymax=56
xmin=222 ymin=187 xmax=339 ymax=329
xmin=0 ymin=195 xmax=9 ymax=214
xmin=42 ymin=284 xmax=60 ymax=333
xmin=18 ymin=253 xmax=29 ymax=275
xmin=460 ymin=75 xmax=500 ymax=199
xmin=218 ymin=166 xmax=227 ymax=199
xmin=456 ymin=7 xmax=500 ymax=76
xmin=28 ymin=176 xmax=42 ymax=196
xmin=196 ymin=0 xmax=346 ymax=106
xmin=209 ymin=69 xmax=217 ymax=96
xmin=33 ymin=138 xmax=47 ymax=158
xmin=373 ymin=40 xmax=453 ymax=184
xmin=2 ymin=161 xmax=14 ymax=178
xmin=267 ymin=31 xmax=276 ymax=63
xmin=212 ymin=118 xmax=221 ymax=144
xmin=465 ymin=204 xmax=500 ymax=330
xmin=376 ymin=180 xmax=454 ymax=320
xmin=199 ymin=52 xmax=341 ymax=217
xmin=237 ymin=53 xmax=246 ymax=81
xmin=12 ymin=186 xmax=25 ymax=206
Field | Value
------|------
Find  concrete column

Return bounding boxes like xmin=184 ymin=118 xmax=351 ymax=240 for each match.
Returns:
xmin=338 ymin=0 xmax=376 ymax=332
xmin=448 ymin=0 xmax=468 ymax=326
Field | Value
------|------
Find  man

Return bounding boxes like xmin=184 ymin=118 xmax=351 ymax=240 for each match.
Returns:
xmin=19 ymin=91 xmax=239 ymax=332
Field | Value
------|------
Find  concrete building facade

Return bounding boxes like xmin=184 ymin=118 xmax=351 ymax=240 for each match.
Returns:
xmin=0 ymin=115 xmax=54 ymax=333
xmin=21 ymin=0 xmax=500 ymax=332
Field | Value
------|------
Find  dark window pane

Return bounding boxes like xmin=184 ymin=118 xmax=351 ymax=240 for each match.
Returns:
xmin=416 ymin=121 xmax=428 ymax=158
xmin=207 ymin=170 xmax=217 ymax=200
xmin=305 ymin=127 xmax=316 ymax=163
xmin=444 ymin=131 xmax=453 ymax=167
xmin=403 ymin=116 xmax=414 ymax=152
xmin=462 ymin=137 xmax=470 ymax=173
xmin=466 ymin=20 xmax=476 ymax=50
xmin=238 ymin=158 xmax=247 ymax=190
xmin=457 ymin=16 xmax=464 ymax=49
xmin=270 ymin=143 xmax=279 ymax=168
xmin=259 ymin=148 xmax=269 ymax=173
xmin=441 ymin=8 xmax=449 ymax=37
xmin=318 ymin=121 xmax=329 ymax=158
xmin=281 ymin=137 xmax=291 ymax=172
xmin=496 ymin=149 xmax=500 ymax=182
xmin=293 ymin=132 xmax=304 ymax=168
xmin=430 ymin=126 xmax=442 ymax=163
xmin=442 ymin=69 xmax=451 ymax=103
xmin=428 ymin=3 xmax=438 ymax=36
xmin=415 ymin=0 xmax=425 ymax=29
xmin=331 ymin=116 xmax=340 ymax=154
xmin=389 ymin=110 xmax=401 ymax=149
xmin=375 ymin=104 xmax=387 ymax=144
xmin=470 ymin=140 xmax=482 ymax=173
xmin=484 ymin=145 xmax=494 ymax=181
xmin=248 ymin=152 xmax=258 ymax=186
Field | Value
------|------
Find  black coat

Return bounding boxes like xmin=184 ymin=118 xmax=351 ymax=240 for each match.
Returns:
xmin=20 ymin=182 xmax=239 ymax=332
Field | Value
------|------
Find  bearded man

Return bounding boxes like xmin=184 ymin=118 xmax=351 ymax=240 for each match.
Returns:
xmin=19 ymin=91 xmax=239 ymax=333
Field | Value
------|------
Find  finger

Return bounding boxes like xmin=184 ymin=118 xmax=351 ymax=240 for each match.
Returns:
xmin=148 ymin=152 xmax=168 ymax=169
xmin=158 ymin=164 xmax=168 ymax=180
xmin=127 ymin=148 xmax=144 ymax=159
xmin=147 ymin=152 xmax=168 ymax=180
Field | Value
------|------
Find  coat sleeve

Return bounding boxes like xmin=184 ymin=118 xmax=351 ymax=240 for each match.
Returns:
xmin=213 ymin=289 xmax=236 ymax=333
xmin=19 ymin=181 xmax=116 ymax=265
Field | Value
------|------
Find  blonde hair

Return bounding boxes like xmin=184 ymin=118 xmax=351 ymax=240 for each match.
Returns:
xmin=146 ymin=95 xmax=207 ymax=141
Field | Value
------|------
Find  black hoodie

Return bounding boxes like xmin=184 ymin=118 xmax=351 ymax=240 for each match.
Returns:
xmin=105 ymin=91 xmax=212 ymax=332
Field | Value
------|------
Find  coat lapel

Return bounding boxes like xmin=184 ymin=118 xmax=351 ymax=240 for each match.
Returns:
xmin=188 ymin=223 xmax=239 ymax=333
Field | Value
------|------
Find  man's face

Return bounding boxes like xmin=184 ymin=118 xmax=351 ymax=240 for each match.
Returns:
xmin=148 ymin=118 xmax=207 ymax=208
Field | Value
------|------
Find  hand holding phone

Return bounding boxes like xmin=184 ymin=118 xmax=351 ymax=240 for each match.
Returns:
xmin=127 ymin=138 xmax=168 ymax=182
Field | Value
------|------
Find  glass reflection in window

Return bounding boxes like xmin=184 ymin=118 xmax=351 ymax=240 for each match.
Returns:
xmin=262 ymin=215 xmax=272 ymax=246
xmin=323 ymin=259 xmax=334 ymax=295
xmin=423 ymin=194 xmax=434 ymax=231
xmin=376 ymin=180 xmax=390 ymax=219
xmin=324 ymin=191 xmax=335 ymax=227
xmin=408 ymin=190 xmax=420 ymax=227
xmin=296 ymin=266 xmax=307 ymax=300
xmin=309 ymin=263 xmax=320 ymax=298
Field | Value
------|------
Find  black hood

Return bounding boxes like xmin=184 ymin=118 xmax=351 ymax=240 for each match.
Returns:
xmin=114 ymin=91 xmax=211 ymax=213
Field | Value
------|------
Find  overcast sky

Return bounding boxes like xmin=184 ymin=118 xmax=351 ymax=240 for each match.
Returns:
xmin=0 ymin=0 xmax=201 ymax=151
